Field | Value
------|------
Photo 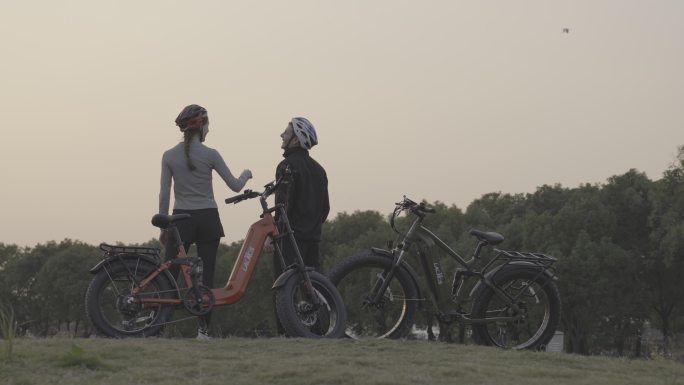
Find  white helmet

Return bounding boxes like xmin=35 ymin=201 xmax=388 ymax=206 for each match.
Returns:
xmin=290 ymin=117 xmax=318 ymax=150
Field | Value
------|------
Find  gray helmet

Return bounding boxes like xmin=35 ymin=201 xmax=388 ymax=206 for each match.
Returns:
xmin=290 ymin=117 xmax=318 ymax=150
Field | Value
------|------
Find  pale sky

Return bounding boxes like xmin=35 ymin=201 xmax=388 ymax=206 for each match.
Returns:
xmin=1 ymin=1 xmax=682 ymax=247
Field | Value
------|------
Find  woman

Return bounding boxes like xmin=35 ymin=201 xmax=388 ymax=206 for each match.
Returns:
xmin=159 ymin=104 xmax=252 ymax=340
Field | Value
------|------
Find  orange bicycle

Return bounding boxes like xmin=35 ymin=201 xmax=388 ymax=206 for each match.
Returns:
xmin=85 ymin=179 xmax=346 ymax=338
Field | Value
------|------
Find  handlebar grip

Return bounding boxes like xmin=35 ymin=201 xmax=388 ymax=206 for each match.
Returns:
xmin=412 ymin=203 xmax=435 ymax=215
xmin=225 ymin=189 xmax=261 ymax=204
xmin=225 ymin=189 xmax=252 ymax=204
xmin=224 ymin=195 xmax=244 ymax=204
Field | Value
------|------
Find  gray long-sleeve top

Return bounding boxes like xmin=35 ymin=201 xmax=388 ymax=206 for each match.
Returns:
xmin=159 ymin=137 xmax=249 ymax=215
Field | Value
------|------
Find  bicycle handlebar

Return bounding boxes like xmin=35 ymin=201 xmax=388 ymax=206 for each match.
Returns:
xmin=389 ymin=196 xmax=436 ymax=236
xmin=224 ymin=178 xmax=282 ymax=205
xmin=225 ymin=189 xmax=261 ymax=204
xmin=395 ymin=196 xmax=436 ymax=215
xmin=421 ymin=205 xmax=436 ymax=214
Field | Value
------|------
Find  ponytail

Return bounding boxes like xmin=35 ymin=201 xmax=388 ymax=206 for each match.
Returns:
xmin=183 ymin=129 xmax=200 ymax=171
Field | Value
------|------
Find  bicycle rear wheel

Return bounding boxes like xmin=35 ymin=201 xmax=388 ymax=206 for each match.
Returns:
xmin=471 ymin=265 xmax=561 ymax=350
xmin=85 ymin=260 xmax=176 ymax=337
xmin=327 ymin=251 xmax=419 ymax=339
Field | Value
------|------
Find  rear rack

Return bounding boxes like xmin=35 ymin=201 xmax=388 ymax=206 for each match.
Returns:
xmin=494 ymin=249 xmax=556 ymax=266
xmin=99 ymin=243 xmax=161 ymax=258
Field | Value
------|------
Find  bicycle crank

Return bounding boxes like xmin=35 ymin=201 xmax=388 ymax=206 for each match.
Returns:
xmin=183 ymin=285 xmax=216 ymax=316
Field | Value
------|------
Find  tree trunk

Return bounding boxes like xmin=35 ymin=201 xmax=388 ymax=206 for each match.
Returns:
xmin=634 ymin=327 xmax=642 ymax=358
xmin=654 ymin=303 xmax=674 ymax=352
xmin=615 ymin=336 xmax=625 ymax=356
xmin=567 ymin=319 xmax=589 ymax=355
xmin=614 ymin=317 xmax=628 ymax=356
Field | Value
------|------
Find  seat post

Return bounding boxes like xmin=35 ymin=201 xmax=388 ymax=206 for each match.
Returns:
xmin=164 ymin=226 xmax=183 ymax=260
xmin=473 ymin=241 xmax=487 ymax=259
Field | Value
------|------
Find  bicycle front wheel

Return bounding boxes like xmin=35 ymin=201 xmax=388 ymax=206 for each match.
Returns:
xmin=85 ymin=260 xmax=176 ymax=338
xmin=327 ymin=251 xmax=419 ymax=339
xmin=471 ymin=265 xmax=561 ymax=350
xmin=274 ymin=271 xmax=347 ymax=338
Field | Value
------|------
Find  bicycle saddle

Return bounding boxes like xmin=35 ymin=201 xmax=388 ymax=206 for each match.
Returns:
xmin=151 ymin=213 xmax=191 ymax=229
xmin=469 ymin=229 xmax=504 ymax=245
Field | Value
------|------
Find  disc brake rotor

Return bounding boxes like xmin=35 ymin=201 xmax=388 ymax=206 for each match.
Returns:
xmin=116 ymin=292 xmax=142 ymax=317
xmin=296 ymin=301 xmax=318 ymax=326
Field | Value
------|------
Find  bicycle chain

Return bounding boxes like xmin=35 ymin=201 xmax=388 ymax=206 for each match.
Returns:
xmin=125 ymin=287 xmax=211 ymax=329
xmin=146 ymin=315 xmax=198 ymax=328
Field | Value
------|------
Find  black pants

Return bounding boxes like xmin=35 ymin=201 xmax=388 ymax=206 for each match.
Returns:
xmin=169 ymin=239 xmax=219 ymax=289
xmin=168 ymin=208 xmax=224 ymax=328
xmin=273 ymin=236 xmax=320 ymax=277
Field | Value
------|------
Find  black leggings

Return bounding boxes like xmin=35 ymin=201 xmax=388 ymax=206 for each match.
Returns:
xmin=169 ymin=208 xmax=224 ymax=328
xmin=168 ymin=239 xmax=220 ymax=288
xmin=168 ymin=238 xmax=220 ymax=327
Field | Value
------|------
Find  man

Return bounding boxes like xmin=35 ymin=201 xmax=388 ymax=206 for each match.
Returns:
xmin=274 ymin=117 xmax=329 ymax=274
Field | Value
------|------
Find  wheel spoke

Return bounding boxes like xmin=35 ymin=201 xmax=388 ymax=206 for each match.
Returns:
xmin=88 ymin=262 xmax=175 ymax=337
xmin=275 ymin=273 xmax=344 ymax=337
xmin=474 ymin=269 xmax=557 ymax=350
xmin=328 ymin=255 xmax=419 ymax=339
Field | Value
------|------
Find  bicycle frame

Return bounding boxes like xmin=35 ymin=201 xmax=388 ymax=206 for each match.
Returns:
xmin=217 ymin=214 xmax=277 ymax=304
xmin=134 ymin=182 xmax=320 ymax=312
xmin=377 ymin=201 xmax=556 ymax=326
xmin=134 ymin=213 xmax=278 ymax=307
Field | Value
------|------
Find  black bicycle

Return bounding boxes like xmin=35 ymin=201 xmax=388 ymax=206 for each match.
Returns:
xmin=327 ymin=196 xmax=561 ymax=350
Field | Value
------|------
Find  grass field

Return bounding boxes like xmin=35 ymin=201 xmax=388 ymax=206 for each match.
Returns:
xmin=1 ymin=337 xmax=683 ymax=385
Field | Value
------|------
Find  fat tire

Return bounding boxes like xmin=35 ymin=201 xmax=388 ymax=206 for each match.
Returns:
xmin=471 ymin=265 xmax=561 ymax=350
xmin=85 ymin=260 xmax=176 ymax=338
xmin=274 ymin=271 xmax=347 ymax=338
xmin=327 ymin=251 xmax=419 ymax=339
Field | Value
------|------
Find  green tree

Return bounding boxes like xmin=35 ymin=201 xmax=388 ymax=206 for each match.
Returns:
xmin=321 ymin=210 xmax=393 ymax=272
xmin=1 ymin=245 xmax=47 ymax=335
xmin=0 ymin=244 xmax=23 ymax=301
xmin=556 ymin=231 xmax=602 ymax=354
xmin=597 ymin=170 xmax=652 ymax=356
xmin=646 ymin=148 xmax=684 ymax=350
xmin=0 ymin=244 xmax=21 ymax=272
xmin=33 ymin=241 xmax=100 ymax=336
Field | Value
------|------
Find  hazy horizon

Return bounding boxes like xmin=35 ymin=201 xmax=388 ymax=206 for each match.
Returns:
xmin=1 ymin=1 xmax=682 ymax=247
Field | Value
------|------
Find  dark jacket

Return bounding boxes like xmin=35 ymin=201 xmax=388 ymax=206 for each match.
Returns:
xmin=275 ymin=147 xmax=330 ymax=241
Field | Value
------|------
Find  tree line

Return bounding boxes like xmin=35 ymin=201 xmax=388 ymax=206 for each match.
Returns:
xmin=1 ymin=148 xmax=683 ymax=358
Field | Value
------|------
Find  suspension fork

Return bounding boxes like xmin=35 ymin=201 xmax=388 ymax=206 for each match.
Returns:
xmin=367 ymin=250 xmax=403 ymax=303
xmin=276 ymin=207 xmax=322 ymax=307
xmin=271 ymin=235 xmax=287 ymax=273
xmin=368 ymin=217 xmax=422 ymax=303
